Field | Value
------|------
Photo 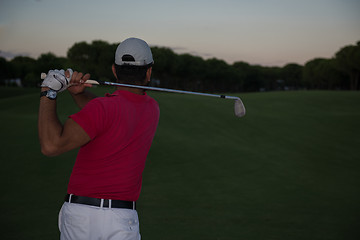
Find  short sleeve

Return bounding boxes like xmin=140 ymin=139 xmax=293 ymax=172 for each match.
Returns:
xmin=69 ymin=98 xmax=105 ymax=140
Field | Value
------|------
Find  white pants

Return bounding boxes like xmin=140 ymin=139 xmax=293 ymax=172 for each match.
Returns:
xmin=58 ymin=202 xmax=141 ymax=240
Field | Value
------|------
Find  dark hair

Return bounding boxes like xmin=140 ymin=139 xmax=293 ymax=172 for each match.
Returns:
xmin=114 ymin=63 xmax=153 ymax=85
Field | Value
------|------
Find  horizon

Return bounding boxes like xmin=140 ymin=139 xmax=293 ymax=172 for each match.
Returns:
xmin=1 ymin=38 xmax=358 ymax=68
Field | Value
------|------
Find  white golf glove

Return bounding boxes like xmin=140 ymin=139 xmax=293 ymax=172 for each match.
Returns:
xmin=41 ymin=69 xmax=73 ymax=92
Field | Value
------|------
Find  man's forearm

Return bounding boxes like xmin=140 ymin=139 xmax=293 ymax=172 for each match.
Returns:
xmin=38 ymin=89 xmax=63 ymax=156
xmin=70 ymin=90 xmax=97 ymax=109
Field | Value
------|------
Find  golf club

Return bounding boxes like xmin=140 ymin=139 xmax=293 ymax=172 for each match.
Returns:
xmin=41 ymin=73 xmax=246 ymax=117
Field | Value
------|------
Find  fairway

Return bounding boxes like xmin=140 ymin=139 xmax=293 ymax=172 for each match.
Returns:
xmin=0 ymin=88 xmax=359 ymax=239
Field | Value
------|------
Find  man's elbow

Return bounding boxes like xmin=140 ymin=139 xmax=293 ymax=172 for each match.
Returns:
xmin=40 ymin=143 xmax=61 ymax=157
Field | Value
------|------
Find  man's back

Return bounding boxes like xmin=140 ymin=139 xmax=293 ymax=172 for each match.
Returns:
xmin=68 ymin=90 xmax=159 ymax=201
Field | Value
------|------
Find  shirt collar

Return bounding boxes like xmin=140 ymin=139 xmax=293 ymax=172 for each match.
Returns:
xmin=105 ymin=89 xmax=149 ymax=102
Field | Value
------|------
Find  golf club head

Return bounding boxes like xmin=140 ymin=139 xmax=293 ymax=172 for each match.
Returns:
xmin=234 ymin=98 xmax=246 ymax=117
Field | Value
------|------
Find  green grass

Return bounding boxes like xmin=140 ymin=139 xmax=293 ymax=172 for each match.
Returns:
xmin=0 ymin=87 xmax=359 ymax=239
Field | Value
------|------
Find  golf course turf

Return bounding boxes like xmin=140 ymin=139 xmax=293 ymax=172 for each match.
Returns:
xmin=0 ymin=87 xmax=359 ymax=239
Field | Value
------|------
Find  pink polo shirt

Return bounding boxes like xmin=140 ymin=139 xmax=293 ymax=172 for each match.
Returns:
xmin=68 ymin=89 xmax=159 ymax=201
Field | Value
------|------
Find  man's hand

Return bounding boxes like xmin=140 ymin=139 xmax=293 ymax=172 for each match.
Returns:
xmin=67 ymin=71 xmax=92 ymax=95
xmin=41 ymin=69 xmax=73 ymax=92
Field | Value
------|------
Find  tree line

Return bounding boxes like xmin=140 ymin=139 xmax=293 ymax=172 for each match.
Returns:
xmin=1 ymin=40 xmax=359 ymax=91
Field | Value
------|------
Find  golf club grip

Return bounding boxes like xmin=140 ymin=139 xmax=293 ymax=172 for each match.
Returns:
xmin=40 ymin=72 xmax=100 ymax=85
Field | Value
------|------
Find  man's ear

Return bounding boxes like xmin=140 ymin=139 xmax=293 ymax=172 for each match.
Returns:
xmin=112 ymin=64 xmax=117 ymax=79
xmin=146 ymin=67 xmax=152 ymax=82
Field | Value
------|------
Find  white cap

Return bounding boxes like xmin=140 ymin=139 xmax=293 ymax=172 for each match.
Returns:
xmin=115 ymin=38 xmax=153 ymax=66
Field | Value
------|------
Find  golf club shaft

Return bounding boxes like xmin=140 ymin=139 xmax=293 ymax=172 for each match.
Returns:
xmin=88 ymin=79 xmax=246 ymax=117
xmin=94 ymin=80 xmax=240 ymax=100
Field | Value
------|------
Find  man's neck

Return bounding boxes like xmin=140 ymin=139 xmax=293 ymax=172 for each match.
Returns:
xmin=116 ymin=86 xmax=145 ymax=95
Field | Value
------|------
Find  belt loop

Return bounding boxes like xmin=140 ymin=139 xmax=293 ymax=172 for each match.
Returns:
xmin=109 ymin=199 xmax=112 ymax=209
xmin=100 ymin=199 xmax=104 ymax=208
xmin=133 ymin=201 xmax=135 ymax=210
xmin=69 ymin=194 xmax=73 ymax=203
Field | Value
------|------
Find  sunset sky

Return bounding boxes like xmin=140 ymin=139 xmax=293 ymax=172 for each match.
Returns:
xmin=0 ymin=0 xmax=359 ymax=66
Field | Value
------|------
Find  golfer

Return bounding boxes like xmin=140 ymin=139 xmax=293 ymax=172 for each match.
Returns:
xmin=38 ymin=38 xmax=160 ymax=240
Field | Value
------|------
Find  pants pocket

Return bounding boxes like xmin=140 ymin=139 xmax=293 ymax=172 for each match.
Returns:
xmin=110 ymin=209 xmax=140 ymax=232
xmin=60 ymin=203 xmax=90 ymax=240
